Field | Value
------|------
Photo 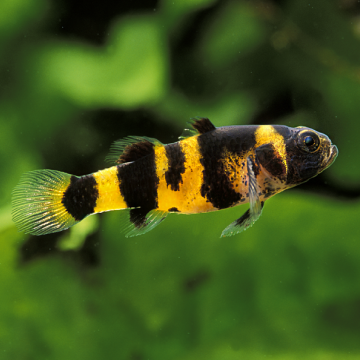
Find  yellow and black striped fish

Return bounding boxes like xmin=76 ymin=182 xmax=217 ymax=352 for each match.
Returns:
xmin=12 ymin=118 xmax=338 ymax=237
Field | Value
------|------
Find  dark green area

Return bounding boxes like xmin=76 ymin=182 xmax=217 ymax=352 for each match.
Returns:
xmin=1 ymin=0 xmax=360 ymax=359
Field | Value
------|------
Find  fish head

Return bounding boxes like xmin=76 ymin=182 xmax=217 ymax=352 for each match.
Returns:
xmin=285 ymin=126 xmax=338 ymax=185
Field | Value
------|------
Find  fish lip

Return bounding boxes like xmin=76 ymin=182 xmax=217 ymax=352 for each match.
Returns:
xmin=330 ymin=144 xmax=338 ymax=159
xmin=326 ymin=144 xmax=338 ymax=167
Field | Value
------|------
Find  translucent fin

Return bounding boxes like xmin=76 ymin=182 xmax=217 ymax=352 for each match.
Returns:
xmin=106 ymin=136 xmax=162 ymax=165
xmin=221 ymin=157 xmax=264 ymax=237
xmin=119 ymin=208 xmax=168 ymax=238
xmin=179 ymin=117 xmax=216 ymax=140
xmin=179 ymin=128 xmax=198 ymax=140
xmin=12 ymin=170 xmax=78 ymax=236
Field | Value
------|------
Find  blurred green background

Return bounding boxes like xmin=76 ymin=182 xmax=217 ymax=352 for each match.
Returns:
xmin=1 ymin=0 xmax=360 ymax=359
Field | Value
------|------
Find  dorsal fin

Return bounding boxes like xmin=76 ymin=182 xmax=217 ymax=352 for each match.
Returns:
xmin=190 ymin=117 xmax=216 ymax=133
xmin=106 ymin=136 xmax=162 ymax=165
xmin=179 ymin=117 xmax=216 ymax=140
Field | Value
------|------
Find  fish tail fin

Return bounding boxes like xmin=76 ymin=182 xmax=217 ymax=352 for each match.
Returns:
xmin=12 ymin=170 xmax=78 ymax=236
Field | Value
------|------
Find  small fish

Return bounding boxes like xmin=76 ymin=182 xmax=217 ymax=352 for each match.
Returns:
xmin=12 ymin=118 xmax=338 ymax=237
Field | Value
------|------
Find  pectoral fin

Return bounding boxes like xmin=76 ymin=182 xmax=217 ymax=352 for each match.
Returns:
xmin=221 ymin=156 xmax=264 ymax=237
xmin=255 ymin=143 xmax=287 ymax=180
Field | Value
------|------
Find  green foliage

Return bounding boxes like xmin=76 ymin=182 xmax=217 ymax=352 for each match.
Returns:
xmin=38 ymin=15 xmax=168 ymax=108
xmin=0 ymin=0 xmax=360 ymax=359
xmin=200 ymin=2 xmax=266 ymax=67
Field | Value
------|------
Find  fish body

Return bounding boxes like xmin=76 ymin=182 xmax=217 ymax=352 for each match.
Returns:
xmin=12 ymin=118 xmax=338 ymax=237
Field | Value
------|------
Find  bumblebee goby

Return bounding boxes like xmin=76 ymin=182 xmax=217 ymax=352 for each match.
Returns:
xmin=12 ymin=118 xmax=338 ymax=237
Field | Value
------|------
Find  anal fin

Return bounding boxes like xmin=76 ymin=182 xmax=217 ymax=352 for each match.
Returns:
xmin=121 ymin=208 xmax=168 ymax=238
xmin=221 ymin=156 xmax=264 ymax=237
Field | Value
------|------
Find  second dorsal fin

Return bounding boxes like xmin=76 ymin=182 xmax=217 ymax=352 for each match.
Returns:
xmin=179 ymin=117 xmax=216 ymax=140
xmin=106 ymin=136 xmax=162 ymax=165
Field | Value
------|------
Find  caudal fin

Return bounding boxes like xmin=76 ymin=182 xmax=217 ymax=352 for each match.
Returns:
xmin=12 ymin=170 xmax=78 ymax=235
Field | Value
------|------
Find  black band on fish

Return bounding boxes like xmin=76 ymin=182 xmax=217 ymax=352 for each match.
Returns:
xmin=62 ymin=175 xmax=99 ymax=221
xmin=197 ymin=127 xmax=255 ymax=209
xmin=117 ymin=152 xmax=159 ymax=225
xmin=165 ymin=142 xmax=186 ymax=191
xmin=256 ymin=143 xmax=287 ymax=180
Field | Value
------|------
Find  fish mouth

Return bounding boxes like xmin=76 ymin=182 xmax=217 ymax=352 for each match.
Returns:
xmin=324 ymin=144 xmax=338 ymax=169
xmin=330 ymin=144 xmax=338 ymax=162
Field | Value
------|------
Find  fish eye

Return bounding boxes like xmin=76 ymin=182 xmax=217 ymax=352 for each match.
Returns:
xmin=298 ymin=131 xmax=320 ymax=153
xmin=304 ymin=136 xmax=315 ymax=147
